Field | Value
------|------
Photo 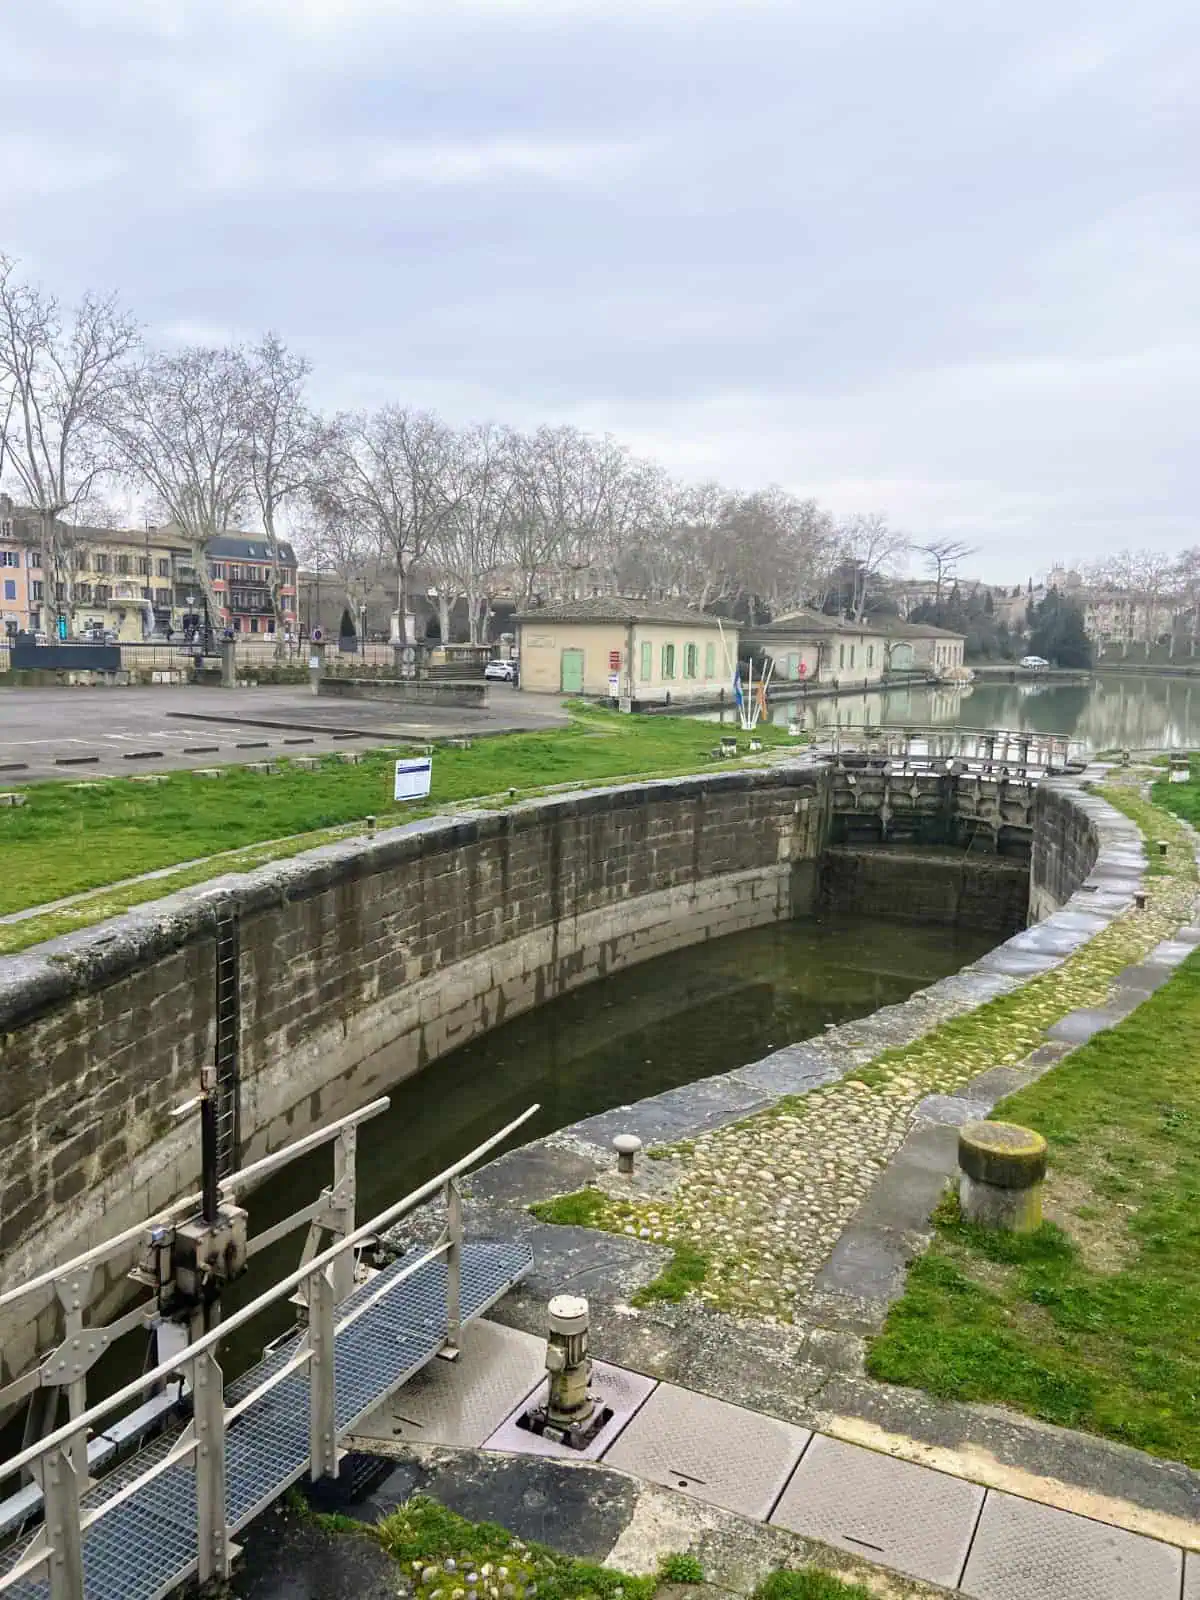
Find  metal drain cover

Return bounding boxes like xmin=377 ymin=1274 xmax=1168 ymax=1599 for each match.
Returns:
xmin=602 ymin=1381 xmax=810 ymax=1520
xmin=483 ymin=1360 xmax=656 ymax=1461
xmin=961 ymin=1490 xmax=1183 ymax=1600
xmin=353 ymin=1320 xmax=548 ymax=1450
xmin=770 ymin=1434 xmax=983 ymax=1588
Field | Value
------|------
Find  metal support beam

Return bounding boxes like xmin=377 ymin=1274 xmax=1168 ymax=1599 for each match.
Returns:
xmin=329 ymin=1127 xmax=357 ymax=1304
xmin=41 ymin=1447 xmax=83 ymax=1600
xmin=193 ymin=1351 xmax=229 ymax=1583
xmin=307 ymin=1266 xmax=338 ymax=1482
xmin=443 ymin=1178 xmax=463 ymax=1358
xmin=52 ymin=1269 xmax=95 ymax=1482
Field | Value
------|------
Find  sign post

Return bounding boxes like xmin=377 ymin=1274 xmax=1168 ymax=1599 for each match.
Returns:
xmin=393 ymin=755 xmax=433 ymax=802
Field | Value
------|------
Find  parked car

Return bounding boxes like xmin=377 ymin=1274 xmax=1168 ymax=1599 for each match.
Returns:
xmin=484 ymin=658 xmax=519 ymax=683
xmin=1020 ymin=654 xmax=1050 ymax=670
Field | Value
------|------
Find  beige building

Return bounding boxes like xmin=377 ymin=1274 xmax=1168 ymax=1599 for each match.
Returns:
xmin=744 ymin=609 xmax=891 ymax=689
xmin=878 ymin=618 xmax=966 ymax=673
xmin=516 ymin=598 xmax=735 ymax=703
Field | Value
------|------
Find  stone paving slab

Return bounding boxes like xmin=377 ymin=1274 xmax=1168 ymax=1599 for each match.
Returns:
xmin=602 ymin=1381 xmax=811 ymax=1521
xmin=1150 ymin=937 xmax=1200 ymax=966
xmin=770 ymin=1434 xmax=984 ymax=1589
xmin=483 ymin=1360 xmax=657 ymax=1463
xmin=1185 ymin=1550 xmax=1200 ymax=1599
xmin=354 ymin=1319 xmax=546 ymax=1449
xmin=569 ymin=1077 xmax=773 ymax=1150
xmin=960 ymin=1491 xmax=1183 ymax=1600
xmin=1046 ymin=1005 xmax=1129 ymax=1043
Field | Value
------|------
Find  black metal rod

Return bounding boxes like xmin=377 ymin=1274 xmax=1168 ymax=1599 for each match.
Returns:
xmin=200 ymin=1093 xmax=219 ymax=1224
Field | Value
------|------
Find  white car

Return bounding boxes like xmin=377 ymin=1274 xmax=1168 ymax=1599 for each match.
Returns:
xmin=484 ymin=659 xmax=518 ymax=682
xmin=1020 ymin=654 xmax=1049 ymax=670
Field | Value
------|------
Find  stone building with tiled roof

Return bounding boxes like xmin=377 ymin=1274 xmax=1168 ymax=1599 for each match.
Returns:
xmin=515 ymin=598 xmax=736 ymax=703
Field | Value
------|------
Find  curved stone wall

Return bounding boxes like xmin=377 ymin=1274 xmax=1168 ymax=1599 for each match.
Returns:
xmin=0 ymin=767 xmax=829 ymax=1377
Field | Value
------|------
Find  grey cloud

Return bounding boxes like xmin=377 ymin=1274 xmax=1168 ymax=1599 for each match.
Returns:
xmin=2 ymin=0 xmax=1197 ymax=580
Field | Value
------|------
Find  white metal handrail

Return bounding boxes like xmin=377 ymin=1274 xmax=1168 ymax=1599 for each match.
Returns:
xmin=0 ymin=1096 xmax=392 ymax=1319
xmin=0 ymin=1102 xmax=539 ymax=1600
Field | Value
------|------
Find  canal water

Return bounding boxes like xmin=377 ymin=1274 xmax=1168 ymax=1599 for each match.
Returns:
xmin=771 ymin=672 xmax=1200 ymax=753
xmin=181 ymin=913 xmax=996 ymax=1377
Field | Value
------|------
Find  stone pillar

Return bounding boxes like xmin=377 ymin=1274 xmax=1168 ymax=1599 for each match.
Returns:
xmin=219 ymin=636 xmax=238 ymax=688
xmin=958 ymin=1120 xmax=1047 ymax=1233
xmin=308 ymin=639 xmax=326 ymax=696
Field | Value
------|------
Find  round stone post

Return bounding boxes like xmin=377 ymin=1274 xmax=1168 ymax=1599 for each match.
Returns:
xmin=958 ymin=1121 xmax=1047 ymax=1233
xmin=308 ymin=638 xmax=326 ymax=696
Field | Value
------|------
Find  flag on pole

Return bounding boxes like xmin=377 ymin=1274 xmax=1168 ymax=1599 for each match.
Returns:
xmin=756 ymin=674 xmax=769 ymax=721
xmin=732 ymin=663 xmax=745 ymax=716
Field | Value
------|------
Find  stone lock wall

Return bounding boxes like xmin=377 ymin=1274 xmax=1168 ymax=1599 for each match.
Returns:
xmin=1029 ymin=780 xmax=1104 ymax=921
xmin=818 ymin=846 xmax=1031 ymax=934
xmin=0 ymin=767 xmax=831 ymax=1382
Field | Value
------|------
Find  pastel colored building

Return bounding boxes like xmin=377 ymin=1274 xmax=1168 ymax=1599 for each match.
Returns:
xmin=516 ymin=598 xmax=736 ymax=703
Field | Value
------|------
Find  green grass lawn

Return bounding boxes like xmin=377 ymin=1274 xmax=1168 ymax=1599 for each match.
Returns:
xmin=0 ymin=706 xmax=792 ymax=942
xmin=1154 ymin=758 xmax=1200 ymax=827
xmin=868 ymin=946 xmax=1200 ymax=1467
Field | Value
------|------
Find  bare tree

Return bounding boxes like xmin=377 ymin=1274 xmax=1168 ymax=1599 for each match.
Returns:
xmin=1175 ymin=548 xmax=1200 ymax=658
xmin=107 ymin=346 xmax=250 ymax=631
xmin=327 ymin=407 xmax=462 ymax=642
xmin=0 ymin=256 xmax=138 ymax=634
xmin=433 ymin=422 xmax=514 ymax=644
xmin=294 ymin=497 xmax=379 ymax=635
xmin=1128 ymin=549 xmax=1178 ymax=658
xmin=239 ymin=333 xmax=328 ymax=653
xmin=917 ymin=537 xmax=976 ymax=606
xmin=838 ymin=512 xmax=909 ymax=619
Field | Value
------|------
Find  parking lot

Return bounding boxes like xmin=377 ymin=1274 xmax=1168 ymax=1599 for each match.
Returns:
xmin=0 ymin=685 xmax=568 ymax=782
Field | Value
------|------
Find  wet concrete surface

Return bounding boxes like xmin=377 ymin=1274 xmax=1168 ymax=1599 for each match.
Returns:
xmin=0 ymin=684 xmax=568 ymax=780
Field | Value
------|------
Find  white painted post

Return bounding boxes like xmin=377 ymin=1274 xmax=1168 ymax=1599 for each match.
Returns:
xmin=42 ymin=1444 xmax=84 ymax=1600
xmin=308 ymin=1266 xmax=338 ymax=1481
xmin=444 ymin=1178 xmax=463 ymax=1357
xmin=193 ymin=1349 xmax=229 ymax=1583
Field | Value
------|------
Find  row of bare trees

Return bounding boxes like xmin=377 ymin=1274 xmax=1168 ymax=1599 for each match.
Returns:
xmin=1082 ymin=551 xmax=1200 ymax=655
xmin=0 ymin=257 xmax=913 ymax=646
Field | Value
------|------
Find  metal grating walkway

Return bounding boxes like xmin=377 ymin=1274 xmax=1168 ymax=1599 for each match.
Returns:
xmin=0 ymin=1238 xmax=532 ymax=1600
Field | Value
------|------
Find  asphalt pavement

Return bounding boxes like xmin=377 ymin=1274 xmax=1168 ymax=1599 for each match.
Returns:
xmin=0 ymin=685 xmax=569 ymax=782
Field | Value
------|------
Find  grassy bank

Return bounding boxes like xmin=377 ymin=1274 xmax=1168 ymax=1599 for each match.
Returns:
xmin=0 ymin=707 xmax=791 ymax=951
xmin=868 ymin=942 xmax=1200 ymax=1467
xmin=302 ymin=1490 xmax=884 ymax=1600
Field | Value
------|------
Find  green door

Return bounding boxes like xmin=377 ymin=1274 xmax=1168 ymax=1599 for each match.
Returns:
xmin=560 ymin=648 xmax=585 ymax=693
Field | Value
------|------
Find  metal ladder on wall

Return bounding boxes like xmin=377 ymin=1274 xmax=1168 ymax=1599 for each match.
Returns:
xmin=213 ymin=912 xmax=241 ymax=1183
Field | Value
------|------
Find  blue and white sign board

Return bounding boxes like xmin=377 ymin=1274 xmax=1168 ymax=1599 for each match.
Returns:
xmin=394 ymin=756 xmax=433 ymax=802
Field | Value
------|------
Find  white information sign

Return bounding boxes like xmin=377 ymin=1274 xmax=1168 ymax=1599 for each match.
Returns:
xmin=608 ymin=673 xmax=620 ymax=696
xmin=308 ymin=655 xmax=320 ymax=669
xmin=394 ymin=756 xmax=433 ymax=802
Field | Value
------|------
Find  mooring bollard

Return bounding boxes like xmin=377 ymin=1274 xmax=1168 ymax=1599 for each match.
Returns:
xmin=613 ymin=1133 xmax=642 ymax=1176
xmin=958 ymin=1120 xmax=1047 ymax=1233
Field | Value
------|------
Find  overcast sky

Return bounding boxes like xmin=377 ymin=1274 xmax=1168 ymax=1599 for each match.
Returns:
xmin=4 ymin=0 xmax=1196 ymax=583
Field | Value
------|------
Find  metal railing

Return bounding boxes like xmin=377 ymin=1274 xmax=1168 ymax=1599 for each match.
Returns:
xmin=0 ymin=1102 xmax=539 ymax=1599
xmin=810 ymin=725 xmax=1085 ymax=774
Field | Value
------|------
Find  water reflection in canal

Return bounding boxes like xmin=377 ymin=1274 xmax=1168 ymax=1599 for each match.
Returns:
xmin=255 ymin=912 xmax=995 ymax=1241
xmin=770 ymin=673 xmax=1200 ymax=753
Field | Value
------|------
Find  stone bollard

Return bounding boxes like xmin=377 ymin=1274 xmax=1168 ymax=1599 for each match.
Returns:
xmin=958 ymin=1121 xmax=1047 ymax=1233
xmin=613 ymin=1133 xmax=642 ymax=1176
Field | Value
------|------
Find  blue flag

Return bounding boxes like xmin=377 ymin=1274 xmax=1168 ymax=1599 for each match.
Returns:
xmin=732 ymin=664 xmax=744 ymax=714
